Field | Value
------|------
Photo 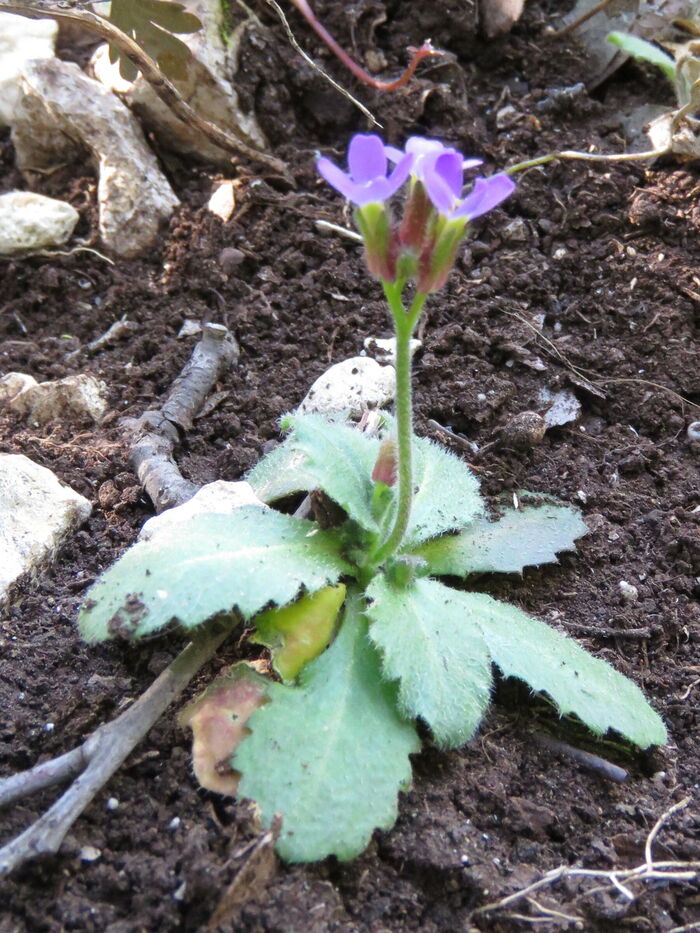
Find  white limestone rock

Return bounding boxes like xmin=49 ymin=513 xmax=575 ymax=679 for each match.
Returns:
xmin=0 ymin=191 xmax=79 ymax=256
xmin=9 ymin=374 xmax=108 ymax=425
xmin=0 ymin=12 xmax=57 ymax=126
xmin=0 ymin=453 xmax=92 ymax=603
xmin=0 ymin=371 xmax=38 ymax=403
xmin=90 ymin=0 xmax=265 ymax=166
xmin=297 ymin=356 xmax=396 ymax=417
xmin=12 ymin=58 xmax=179 ymax=258
xmin=139 ymin=480 xmax=266 ymax=542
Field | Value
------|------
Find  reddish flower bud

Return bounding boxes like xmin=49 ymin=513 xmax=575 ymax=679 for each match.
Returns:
xmin=372 ymin=437 xmax=398 ymax=487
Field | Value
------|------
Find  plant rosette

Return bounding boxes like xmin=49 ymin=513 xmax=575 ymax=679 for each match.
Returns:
xmin=78 ymin=134 xmax=666 ymax=863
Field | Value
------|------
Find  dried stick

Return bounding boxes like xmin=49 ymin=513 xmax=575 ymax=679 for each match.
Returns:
xmin=533 ymin=733 xmax=628 ymax=783
xmin=474 ymin=797 xmax=697 ymax=919
xmin=125 ymin=323 xmax=239 ymax=512
xmin=0 ymin=618 xmax=236 ymax=876
xmin=0 ymin=0 xmax=291 ymax=180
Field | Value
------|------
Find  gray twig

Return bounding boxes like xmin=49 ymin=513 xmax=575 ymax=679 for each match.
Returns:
xmin=125 ymin=323 xmax=239 ymax=512
xmin=0 ymin=619 xmax=235 ymax=876
xmin=534 ymin=733 xmax=628 ymax=783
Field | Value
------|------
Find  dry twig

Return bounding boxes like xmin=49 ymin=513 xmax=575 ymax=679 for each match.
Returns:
xmin=0 ymin=618 xmax=236 ymax=876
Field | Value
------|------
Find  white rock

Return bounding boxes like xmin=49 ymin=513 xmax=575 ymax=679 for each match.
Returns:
xmin=79 ymin=846 xmax=101 ymax=862
xmin=0 ymin=12 xmax=56 ymax=126
xmin=362 ymin=336 xmax=422 ymax=365
xmin=618 ymin=580 xmax=639 ymax=602
xmin=12 ymin=59 xmax=179 ymax=258
xmin=0 ymin=371 xmax=38 ymax=403
xmin=0 ymin=454 xmax=92 ymax=603
xmin=0 ymin=191 xmax=79 ymax=256
xmin=207 ymin=181 xmax=235 ymax=222
xmin=298 ymin=357 xmax=395 ymax=417
xmin=138 ymin=480 xmax=266 ymax=543
xmin=9 ymin=374 xmax=108 ymax=425
xmin=538 ymin=387 xmax=582 ymax=428
xmin=90 ymin=0 xmax=265 ymax=166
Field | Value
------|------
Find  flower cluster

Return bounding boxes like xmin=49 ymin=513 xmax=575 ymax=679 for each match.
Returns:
xmin=317 ymin=134 xmax=515 ymax=292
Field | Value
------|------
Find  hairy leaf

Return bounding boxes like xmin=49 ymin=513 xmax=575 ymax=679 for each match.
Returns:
xmin=253 ymin=583 xmax=347 ymax=680
xmin=416 ymin=498 xmax=587 ymax=576
xmin=107 ymin=0 xmax=202 ymax=82
xmin=403 ymin=434 xmax=483 ymax=549
xmin=234 ymin=594 xmax=420 ymax=862
xmin=247 ymin=441 xmax=317 ymax=504
xmin=79 ymin=506 xmax=350 ymax=642
xmin=366 ymin=576 xmax=492 ymax=748
xmin=461 ymin=592 xmax=667 ymax=748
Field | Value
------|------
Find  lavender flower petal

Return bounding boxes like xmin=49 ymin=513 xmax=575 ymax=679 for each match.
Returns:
xmin=316 ymin=156 xmax=362 ymax=202
xmin=348 ymin=134 xmax=387 ymax=184
xmin=453 ymin=173 xmax=516 ymax=220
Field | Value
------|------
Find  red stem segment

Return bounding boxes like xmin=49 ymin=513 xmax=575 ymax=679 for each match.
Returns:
xmin=288 ymin=0 xmax=440 ymax=90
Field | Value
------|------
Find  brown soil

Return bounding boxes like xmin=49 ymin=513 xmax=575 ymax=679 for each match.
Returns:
xmin=1 ymin=1 xmax=699 ymax=931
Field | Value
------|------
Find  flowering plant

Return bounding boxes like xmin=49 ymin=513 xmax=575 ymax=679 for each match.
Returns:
xmin=77 ymin=134 xmax=665 ymax=863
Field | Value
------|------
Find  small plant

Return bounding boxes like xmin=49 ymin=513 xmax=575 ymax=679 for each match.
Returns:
xmin=79 ymin=134 xmax=666 ymax=862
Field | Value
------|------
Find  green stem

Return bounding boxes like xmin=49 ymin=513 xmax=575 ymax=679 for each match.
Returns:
xmin=505 ymin=147 xmax=666 ymax=176
xmin=371 ymin=284 xmax=426 ymax=566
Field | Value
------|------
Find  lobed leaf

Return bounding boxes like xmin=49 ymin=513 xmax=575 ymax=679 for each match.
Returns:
xmin=459 ymin=591 xmax=667 ymax=748
xmin=415 ymin=497 xmax=587 ymax=576
xmin=234 ymin=593 xmax=420 ymax=862
xmin=79 ymin=506 xmax=351 ymax=642
xmin=403 ymin=434 xmax=483 ymax=548
xmin=366 ymin=575 xmax=493 ymax=748
xmin=107 ymin=0 xmax=201 ymax=82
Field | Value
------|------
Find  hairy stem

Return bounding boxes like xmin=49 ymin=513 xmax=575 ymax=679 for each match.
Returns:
xmin=371 ymin=285 xmax=426 ymax=565
xmin=0 ymin=617 xmax=235 ymax=876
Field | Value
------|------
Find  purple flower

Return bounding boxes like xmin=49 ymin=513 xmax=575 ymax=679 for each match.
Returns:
xmin=386 ymin=137 xmax=482 ymax=182
xmin=423 ymin=155 xmax=515 ymax=221
xmin=317 ymin=134 xmax=413 ymax=206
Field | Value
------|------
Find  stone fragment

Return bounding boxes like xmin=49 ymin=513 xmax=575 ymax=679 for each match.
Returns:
xmin=90 ymin=0 xmax=265 ymax=166
xmin=12 ymin=58 xmax=179 ymax=258
xmin=0 ymin=453 xmax=92 ymax=603
xmin=207 ymin=181 xmax=235 ymax=222
xmin=0 ymin=371 xmax=38 ymax=403
xmin=138 ymin=480 xmax=266 ymax=543
xmin=0 ymin=12 xmax=56 ymax=126
xmin=0 ymin=191 xmax=79 ymax=256
xmin=298 ymin=357 xmax=395 ymax=417
xmin=538 ymin=387 xmax=582 ymax=428
xmin=8 ymin=374 xmax=108 ymax=425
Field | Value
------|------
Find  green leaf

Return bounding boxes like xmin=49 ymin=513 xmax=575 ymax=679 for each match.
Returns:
xmin=247 ymin=440 xmax=317 ymax=504
xmin=415 ymin=497 xmax=587 ymax=576
xmin=252 ymin=583 xmax=347 ymax=680
xmin=107 ymin=0 xmax=202 ymax=82
xmin=234 ymin=593 xmax=420 ymax=862
xmin=461 ymin=592 xmax=667 ymax=748
xmin=607 ymin=31 xmax=676 ymax=82
xmin=366 ymin=576 xmax=492 ymax=748
xmin=403 ymin=434 xmax=483 ymax=549
xmin=254 ymin=415 xmax=381 ymax=533
xmin=79 ymin=506 xmax=351 ymax=642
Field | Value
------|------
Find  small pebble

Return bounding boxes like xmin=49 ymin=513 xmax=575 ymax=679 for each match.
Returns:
xmin=169 ymin=816 xmax=181 ymax=830
xmin=44 ymin=722 xmax=54 ymax=733
xmin=687 ymin=421 xmax=700 ymax=441
xmin=106 ymin=797 xmax=119 ymax=811
xmin=173 ymin=881 xmax=187 ymax=902
xmin=218 ymin=247 xmax=245 ymax=275
xmin=618 ymin=580 xmax=639 ymax=602
xmin=79 ymin=845 xmax=101 ymax=862
xmin=500 ymin=411 xmax=547 ymax=449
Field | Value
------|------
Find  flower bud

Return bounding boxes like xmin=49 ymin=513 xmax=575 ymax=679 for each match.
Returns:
xmin=354 ymin=203 xmax=397 ymax=282
xmin=371 ymin=437 xmax=398 ymax=487
xmin=416 ymin=217 xmax=468 ymax=293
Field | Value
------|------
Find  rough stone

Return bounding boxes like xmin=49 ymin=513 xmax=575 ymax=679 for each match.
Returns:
xmin=0 ymin=371 xmax=38 ymax=403
xmin=12 ymin=58 xmax=179 ymax=258
xmin=0 ymin=12 xmax=56 ymax=126
xmin=138 ymin=480 xmax=266 ymax=543
xmin=0 ymin=453 xmax=92 ymax=603
xmin=0 ymin=191 xmax=79 ymax=256
xmin=8 ymin=374 xmax=108 ymax=425
xmin=297 ymin=356 xmax=396 ymax=417
xmin=90 ymin=0 xmax=265 ymax=165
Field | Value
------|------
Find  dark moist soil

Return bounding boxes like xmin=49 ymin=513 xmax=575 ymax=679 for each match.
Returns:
xmin=1 ymin=1 xmax=699 ymax=930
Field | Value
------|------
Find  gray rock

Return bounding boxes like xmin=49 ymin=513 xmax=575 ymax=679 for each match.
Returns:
xmin=138 ymin=481 xmax=266 ymax=543
xmin=0 ymin=191 xmax=79 ymax=256
xmin=7 ymin=373 xmax=108 ymax=425
xmin=298 ymin=357 xmax=396 ymax=417
xmin=0 ymin=454 xmax=92 ymax=603
xmin=12 ymin=58 xmax=179 ymax=258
